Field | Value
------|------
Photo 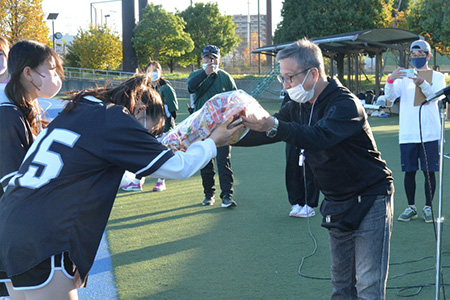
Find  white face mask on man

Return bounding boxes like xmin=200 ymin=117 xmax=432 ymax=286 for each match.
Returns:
xmin=202 ymin=63 xmax=219 ymax=72
xmin=286 ymin=69 xmax=316 ymax=104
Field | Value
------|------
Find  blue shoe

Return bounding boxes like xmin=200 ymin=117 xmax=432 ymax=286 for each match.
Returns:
xmin=422 ymin=206 xmax=433 ymax=223
xmin=398 ymin=207 xmax=418 ymax=222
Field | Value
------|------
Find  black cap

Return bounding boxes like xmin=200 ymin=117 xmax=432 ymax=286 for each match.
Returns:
xmin=202 ymin=45 xmax=220 ymax=58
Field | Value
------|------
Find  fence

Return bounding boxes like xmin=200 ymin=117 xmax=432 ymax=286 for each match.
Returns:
xmin=62 ymin=67 xmax=283 ymax=100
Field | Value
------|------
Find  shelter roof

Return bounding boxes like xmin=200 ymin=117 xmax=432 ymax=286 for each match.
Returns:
xmin=252 ymin=28 xmax=421 ymax=57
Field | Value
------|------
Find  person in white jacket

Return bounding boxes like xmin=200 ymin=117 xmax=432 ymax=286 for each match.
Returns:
xmin=384 ymin=39 xmax=446 ymax=223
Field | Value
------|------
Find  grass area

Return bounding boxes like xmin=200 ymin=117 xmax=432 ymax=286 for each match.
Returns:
xmin=106 ymin=97 xmax=450 ymax=300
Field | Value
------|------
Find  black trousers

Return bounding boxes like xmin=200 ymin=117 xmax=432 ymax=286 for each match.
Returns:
xmin=285 ymin=143 xmax=319 ymax=207
xmin=200 ymin=145 xmax=233 ymax=200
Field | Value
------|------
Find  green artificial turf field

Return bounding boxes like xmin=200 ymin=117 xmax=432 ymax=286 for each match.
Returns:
xmin=107 ymin=97 xmax=450 ymax=300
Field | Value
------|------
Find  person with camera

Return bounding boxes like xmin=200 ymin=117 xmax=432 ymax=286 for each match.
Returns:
xmin=385 ymin=39 xmax=446 ymax=223
xmin=187 ymin=45 xmax=237 ymax=207
xmin=236 ymin=38 xmax=394 ymax=299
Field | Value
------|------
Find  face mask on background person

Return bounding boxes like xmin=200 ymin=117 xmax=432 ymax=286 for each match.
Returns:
xmin=286 ymin=69 xmax=316 ymax=104
xmin=411 ymin=57 xmax=427 ymax=69
xmin=31 ymin=70 xmax=62 ymax=99
xmin=0 ymin=52 xmax=7 ymax=77
xmin=202 ymin=63 xmax=219 ymax=72
xmin=151 ymin=71 xmax=160 ymax=82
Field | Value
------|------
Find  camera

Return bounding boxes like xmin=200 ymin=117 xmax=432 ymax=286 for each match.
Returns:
xmin=403 ymin=69 xmax=416 ymax=78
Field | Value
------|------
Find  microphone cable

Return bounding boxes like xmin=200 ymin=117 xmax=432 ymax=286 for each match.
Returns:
xmin=419 ymin=102 xmax=446 ymax=299
xmin=297 ymin=150 xmax=330 ymax=281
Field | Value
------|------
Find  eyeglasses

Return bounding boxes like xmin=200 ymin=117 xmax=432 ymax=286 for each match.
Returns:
xmin=277 ymin=68 xmax=311 ymax=84
xmin=410 ymin=50 xmax=428 ymax=58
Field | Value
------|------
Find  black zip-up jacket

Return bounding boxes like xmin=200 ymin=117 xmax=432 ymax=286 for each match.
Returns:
xmin=236 ymin=78 xmax=393 ymax=201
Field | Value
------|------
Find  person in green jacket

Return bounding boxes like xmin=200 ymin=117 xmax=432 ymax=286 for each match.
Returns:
xmin=187 ymin=45 xmax=238 ymax=208
xmin=149 ymin=61 xmax=178 ymax=192
xmin=120 ymin=61 xmax=178 ymax=192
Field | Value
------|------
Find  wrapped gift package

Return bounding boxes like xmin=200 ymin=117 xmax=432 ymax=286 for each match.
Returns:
xmin=159 ymin=89 xmax=269 ymax=151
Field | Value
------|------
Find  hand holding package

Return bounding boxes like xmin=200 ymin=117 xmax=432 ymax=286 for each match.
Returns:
xmin=159 ymin=90 xmax=269 ymax=151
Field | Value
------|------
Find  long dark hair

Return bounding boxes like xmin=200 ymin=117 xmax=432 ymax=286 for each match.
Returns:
xmin=5 ymin=40 xmax=64 ymax=135
xmin=66 ymin=75 xmax=165 ymax=135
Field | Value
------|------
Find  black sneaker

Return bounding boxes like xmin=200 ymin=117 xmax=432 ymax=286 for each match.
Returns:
xmin=202 ymin=196 xmax=215 ymax=206
xmin=221 ymin=198 xmax=237 ymax=208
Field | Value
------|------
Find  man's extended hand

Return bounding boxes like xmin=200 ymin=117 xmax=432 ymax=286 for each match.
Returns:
xmin=240 ymin=115 xmax=274 ymax=133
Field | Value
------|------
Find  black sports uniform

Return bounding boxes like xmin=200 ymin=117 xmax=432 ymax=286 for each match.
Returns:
xmin=0 ymin=96 xmax=183 ymax=286
xmin=0 ymin=90 xmax=34 ymax=197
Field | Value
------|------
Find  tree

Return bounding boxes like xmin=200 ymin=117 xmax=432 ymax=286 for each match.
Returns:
xmin=64 ymin=25 xmax=122 ymax=70
xmin=178 ymin=3 xmax=241 ymax=67
xmin=132 ymin=3 xmax=194 ymax=70
xmin=0 ymin=0 xmax=50 ymax=44
xmin=273 ymin=0 xmax=394 ymax=44
xmin=242 ymin=32 xmax=267 ymax=67
xmin=408 ymin=0 xmax=450 ymax=55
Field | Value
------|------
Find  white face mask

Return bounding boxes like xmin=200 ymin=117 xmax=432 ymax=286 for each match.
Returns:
xmin=286 ymin=69 xmax=316 ymax=104
xmin=31 ymin=70 xmax=62 ymax=99
xmin=202 ymin=64 xmax=219 ymax=72
xmin=151 ymin=71 xmax=160 ymax=82
xmin=0 ymin=53 xmax=7 ymax=78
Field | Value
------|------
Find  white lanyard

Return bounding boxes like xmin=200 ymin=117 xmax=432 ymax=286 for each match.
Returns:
xmin=299 ymin=100 xmax=317 ymax=166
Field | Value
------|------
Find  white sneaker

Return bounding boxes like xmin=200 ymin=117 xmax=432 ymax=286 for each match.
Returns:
xmin=289 ymin=204 xmax=303 ymax=217
xmin=298 ymin=205 xmax=315 ymax=217
xmin=121 ymin=178 xmax=144 ymax=191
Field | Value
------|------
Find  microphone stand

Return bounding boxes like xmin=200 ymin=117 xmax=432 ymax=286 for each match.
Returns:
xmin=435 ymin=93 xmax=449 ymax=300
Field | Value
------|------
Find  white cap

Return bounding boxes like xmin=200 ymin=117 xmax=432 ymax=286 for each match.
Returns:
xmin=410 ymin=40 xmax=431 ymax=53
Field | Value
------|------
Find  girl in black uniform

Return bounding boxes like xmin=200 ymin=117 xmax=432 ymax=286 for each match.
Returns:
xmin=0 ymin=40 xmax=63 ymax=194
xmin=0 ymin=33 xmax=10 ymax=300
xmin=0 ymin=74 xmax=241 ymax=300
xmin=0 ymin=36 xmax=9 ymax=87
xmin=0 ymin=40 xmax=63 ymax=300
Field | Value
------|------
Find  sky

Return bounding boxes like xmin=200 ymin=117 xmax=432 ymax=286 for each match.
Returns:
xmin=42 ymin=0 xmax=283 ymax=37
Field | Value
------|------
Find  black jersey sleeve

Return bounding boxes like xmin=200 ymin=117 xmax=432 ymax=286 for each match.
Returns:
xmin=0 ymin=106 xmax=32 ymax=195
xmin=99 ymin=105 xmax=174 ymax=176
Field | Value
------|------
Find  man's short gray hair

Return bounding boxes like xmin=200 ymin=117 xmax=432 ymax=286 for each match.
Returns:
xmin=276 ymin=38 xmax=326 ymax=78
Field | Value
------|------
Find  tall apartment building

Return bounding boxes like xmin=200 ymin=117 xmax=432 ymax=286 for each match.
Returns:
xmin=229 ymin=14 xmax=267 ymax=62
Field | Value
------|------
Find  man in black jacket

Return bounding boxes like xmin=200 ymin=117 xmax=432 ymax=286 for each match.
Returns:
xmin=238 ymin=38 xmax=394 ymax=299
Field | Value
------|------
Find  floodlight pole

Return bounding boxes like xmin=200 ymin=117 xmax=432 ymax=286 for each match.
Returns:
xmin=52 ymin=20 xmax=55 ymax=50
xmin=47 ymin=13 xmax=59 ymax=51
xmin=90 ymin=0 xmax=121 ymax=25
xmin=257 ymin=0 xmax=261 ymax=74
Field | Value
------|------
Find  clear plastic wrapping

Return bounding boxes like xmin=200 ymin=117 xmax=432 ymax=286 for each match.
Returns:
xmin=159 ymin=89 xmax=269 ymax=152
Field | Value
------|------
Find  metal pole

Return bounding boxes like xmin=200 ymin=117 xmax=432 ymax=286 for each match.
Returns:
xmin=247 ymin=0 xmax=251 ymax=68
xmin=257 ymin=0 xmax=261 ymax=74
xmin=90 ymin=0 xmax=121 ymax=25
xmin=52 ymin=20 xmax=55 ymax=51
xmin=266 ymin=0 xmax=272 ymax=68
xmin=435 ymin=100 xmax=447 ymax=299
